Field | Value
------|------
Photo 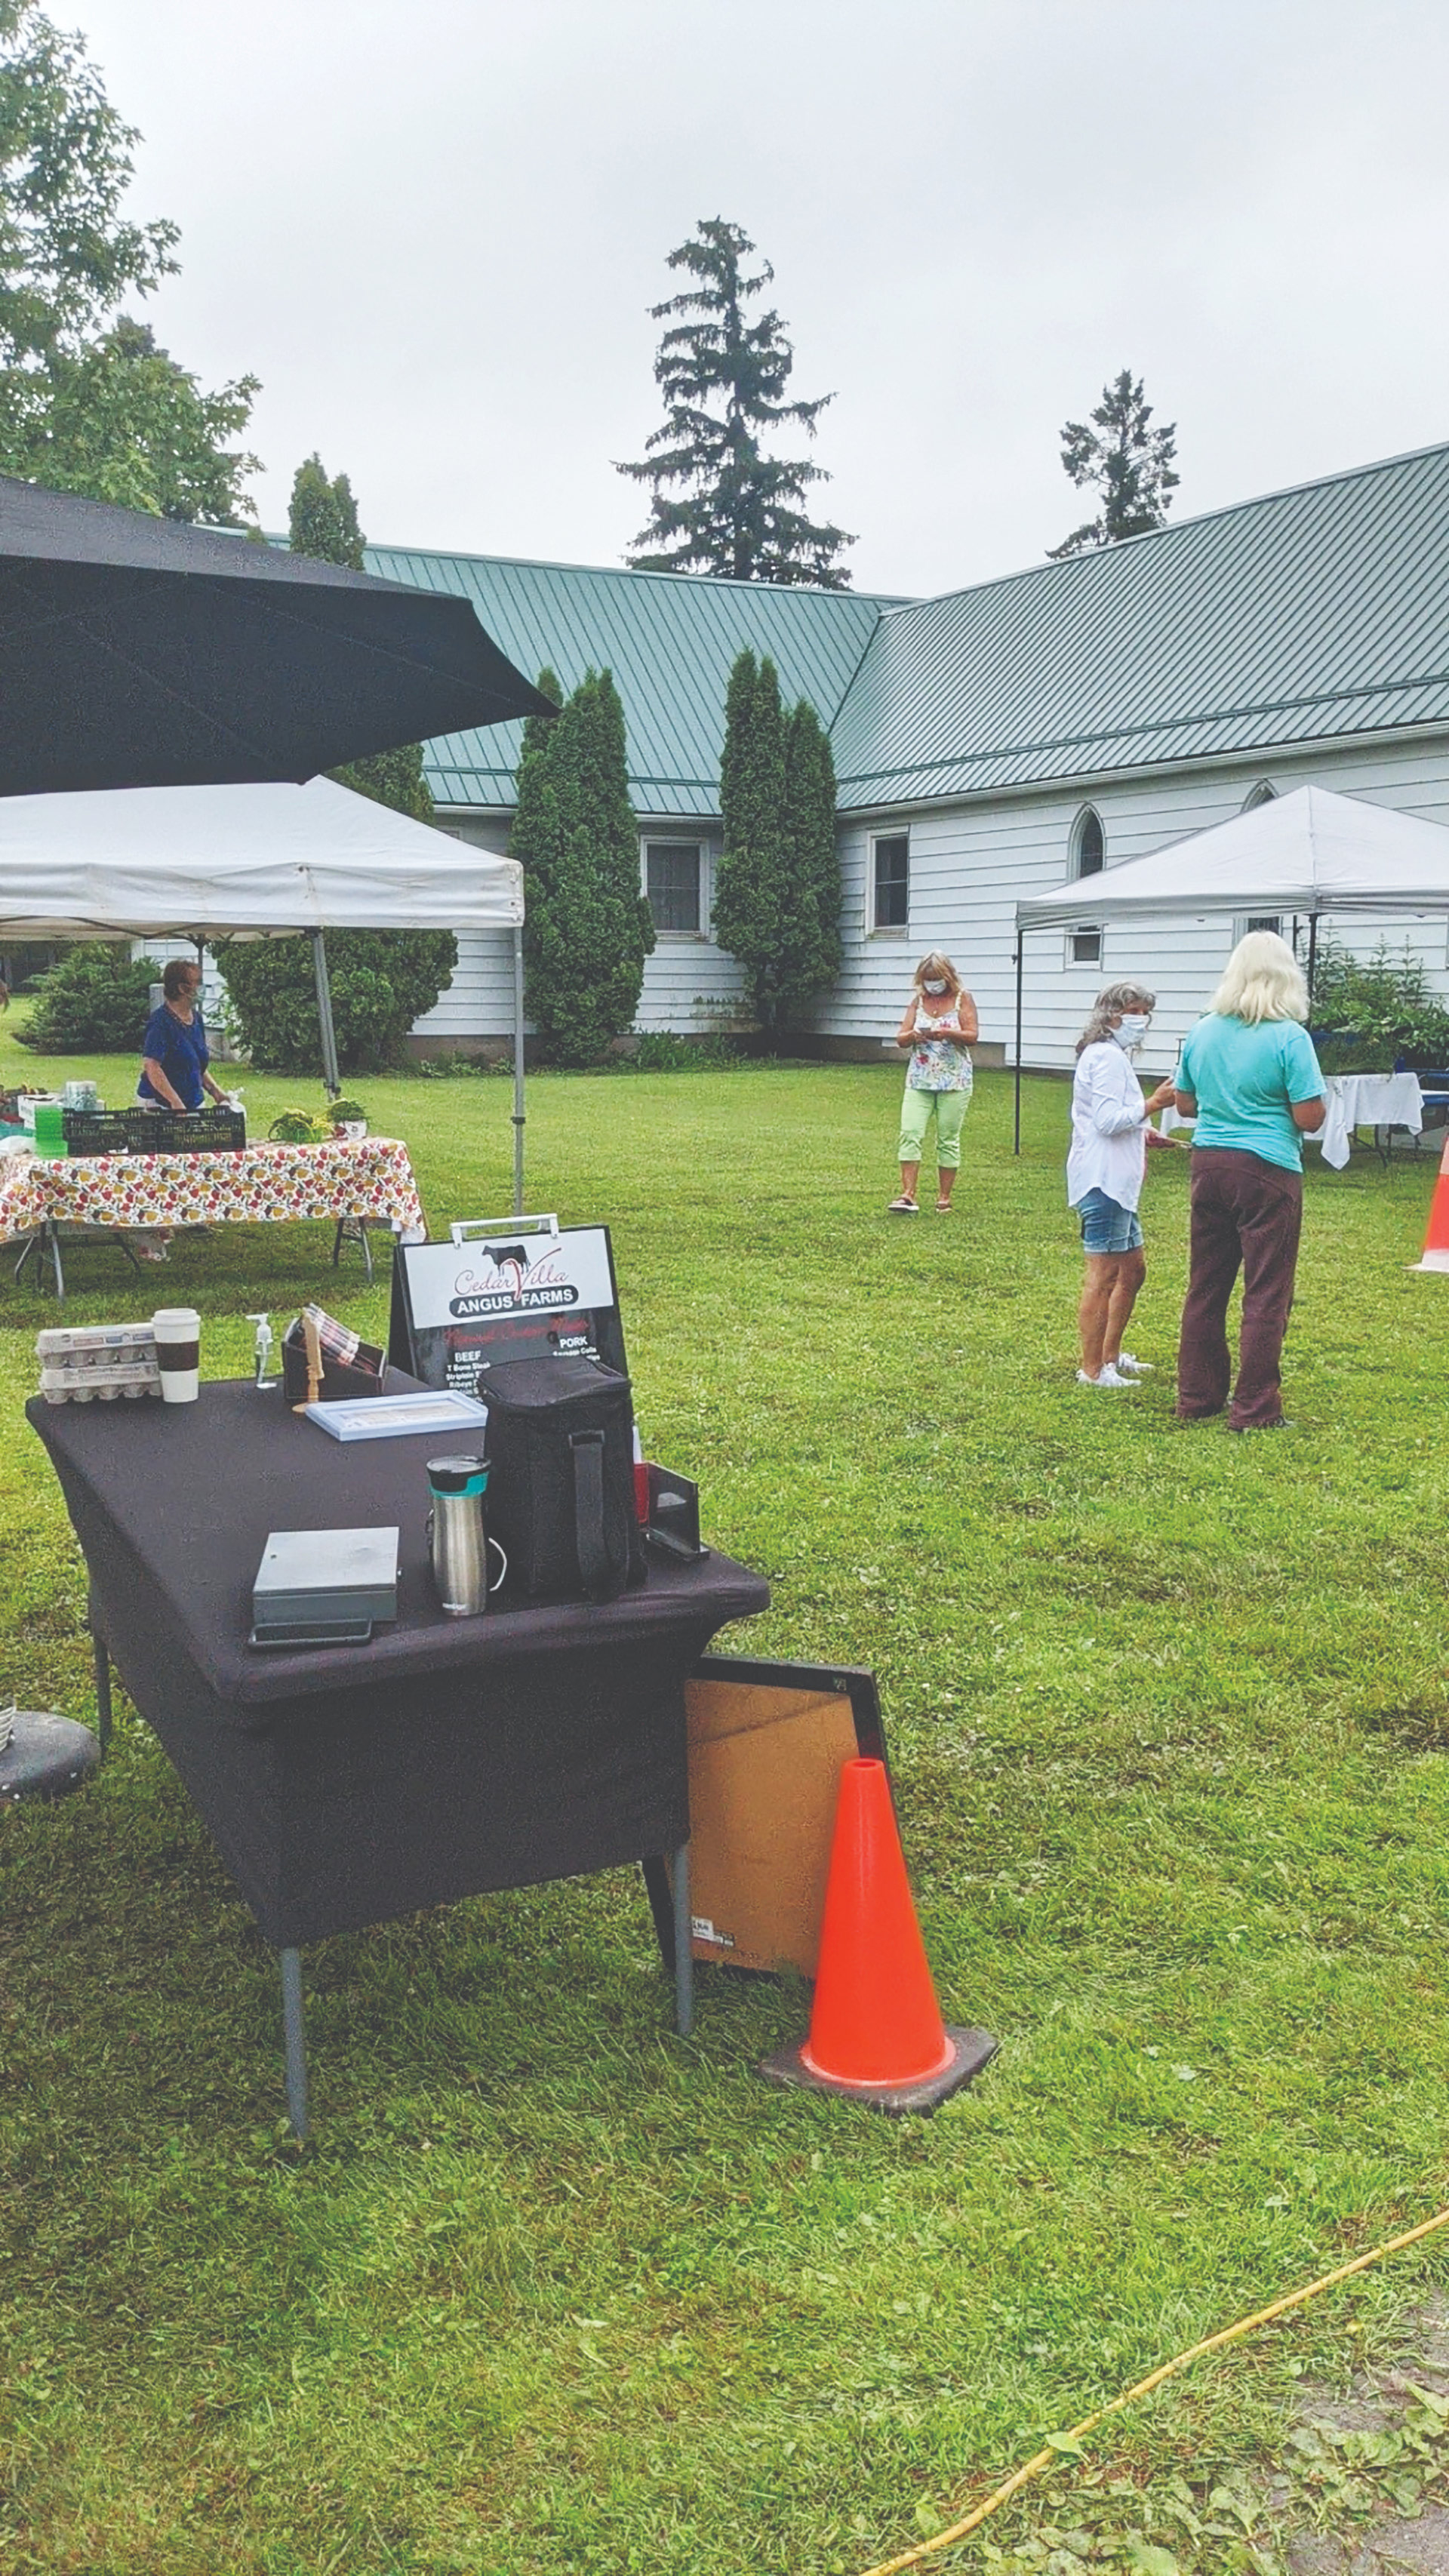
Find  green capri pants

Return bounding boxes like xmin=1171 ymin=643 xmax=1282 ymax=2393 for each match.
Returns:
xmin=898 ymin=1081 xmax=972 ymax=1168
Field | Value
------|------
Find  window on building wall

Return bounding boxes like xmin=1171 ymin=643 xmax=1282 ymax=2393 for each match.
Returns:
xmin=1243 ymin=782 xmax=1278 ymax=810
xmin=1069 ymin=925 xmax=1103 ymax=966
xmin=872 ymin=833 xmax=909 ymax=928
xmin=1074 ymin=808 xmax=1105 ymax=877
xmin=644 ymin=840 xmax=703 ymax=934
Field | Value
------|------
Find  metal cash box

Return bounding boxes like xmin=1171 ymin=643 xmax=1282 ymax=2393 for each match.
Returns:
xmin=251 ymin=1527 xmax=401 ymax=1648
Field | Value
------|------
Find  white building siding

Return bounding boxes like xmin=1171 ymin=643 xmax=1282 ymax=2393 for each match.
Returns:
xmin=809 ymin=731 xmax=1449 ymax=1074
xmin=415 ymin=813 xmax=750 ymax=1045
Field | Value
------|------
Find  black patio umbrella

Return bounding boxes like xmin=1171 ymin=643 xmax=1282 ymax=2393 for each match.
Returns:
xmin=0 ymin=473 xmax=553 ymax=795
xmin=0 ymin=477 xmax=552 ymax=1804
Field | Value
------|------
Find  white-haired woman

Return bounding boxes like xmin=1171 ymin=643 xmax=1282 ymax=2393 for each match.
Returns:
xmin=888 ymin=953 xmax=978 ymax=1212
xmin=1174 ymin=931 xmax=1326 ymax=1431
xmin=1069 ymin=981 xmax=1178 ymax=1387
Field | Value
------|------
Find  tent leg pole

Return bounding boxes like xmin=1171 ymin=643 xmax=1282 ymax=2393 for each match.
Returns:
xmin=311 ymin=931 xmax=341 ymax=1099
xmin=512 ymin=925 xmax=525 ymax=1218
xmin=1014 ymin=939 xmax=1024 ymax=1156
xmin=1306 ymin=913 xmax=1319 ymax=1008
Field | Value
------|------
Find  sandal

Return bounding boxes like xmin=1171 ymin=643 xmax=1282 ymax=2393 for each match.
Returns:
xmin=935 ymin=1198 xmax=953 ymax=1212
xmin=887 ymin=1196 xmax=920 ymax=1214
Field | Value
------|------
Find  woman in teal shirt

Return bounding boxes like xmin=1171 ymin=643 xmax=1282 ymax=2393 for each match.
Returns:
xmin=1173 ymin=931 xmax=1326 ymax=1431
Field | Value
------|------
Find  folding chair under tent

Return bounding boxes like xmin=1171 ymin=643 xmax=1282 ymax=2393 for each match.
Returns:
xmin=1010 ymin=784 xmax=1449 ymax=1151
xmin=0 ymin=774 xmax=530 ymax=1211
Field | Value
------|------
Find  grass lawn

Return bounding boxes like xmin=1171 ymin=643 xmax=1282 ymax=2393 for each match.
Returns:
xmin=2 ymin=1028 xmax=1449 ymax=2575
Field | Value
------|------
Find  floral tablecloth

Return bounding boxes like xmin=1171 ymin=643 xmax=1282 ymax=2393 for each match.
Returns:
xmin=0 ymin=1137 xmax=426 ymax=1245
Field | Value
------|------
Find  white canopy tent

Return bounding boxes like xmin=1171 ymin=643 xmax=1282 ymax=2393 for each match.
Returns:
xmin=1011 ymin=785 xmax=1449 ymax=1149
xmin=0 ymin=775 xmax=529 ymax=1208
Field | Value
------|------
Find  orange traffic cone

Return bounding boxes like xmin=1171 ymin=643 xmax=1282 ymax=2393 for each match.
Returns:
xmin=761 ymin=1758 xmax=996 ymax=2114
xmin=1412 ymin=1134 xmax=1449 ymax=1272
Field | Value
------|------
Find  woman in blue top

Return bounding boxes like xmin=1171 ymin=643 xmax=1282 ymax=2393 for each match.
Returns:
xmin=137 ymin=958 xmax=229 ymax=1114
xmin=1173 ymin=931 xmax=1326 ymax=1432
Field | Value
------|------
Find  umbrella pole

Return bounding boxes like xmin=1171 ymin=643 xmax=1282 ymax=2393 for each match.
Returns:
xmin=512 ymin=925 xmax=525 ymax=1217
xmin=1014 ymin=934 xmax=1025 ymax=1156
xmin=310 ymin=931 xmax=341 ymax=1098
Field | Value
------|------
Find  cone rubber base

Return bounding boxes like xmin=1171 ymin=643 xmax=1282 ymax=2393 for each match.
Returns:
xmin=0 ymin=1712 xmax=100 ymax=1805
xmin=761 ymin=2024 xmax=998 ymax=2116
xmin=1412 ymin=1251 xmax=1449 ymax=1272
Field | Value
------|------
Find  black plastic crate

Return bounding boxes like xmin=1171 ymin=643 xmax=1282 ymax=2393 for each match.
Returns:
xmin=123 ymin=1107 xmax=247 ymax=1156
xmin=62 ymin=1109 xmax=134 ymax=1157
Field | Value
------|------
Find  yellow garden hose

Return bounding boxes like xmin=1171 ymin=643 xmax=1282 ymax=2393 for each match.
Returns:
xmin=857 ymin=2202 xmax=1449 ymax=2576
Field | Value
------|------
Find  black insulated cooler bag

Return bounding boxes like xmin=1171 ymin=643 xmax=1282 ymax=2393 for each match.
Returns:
xmin=482 ymin=1356 xmax=645 ymax=1605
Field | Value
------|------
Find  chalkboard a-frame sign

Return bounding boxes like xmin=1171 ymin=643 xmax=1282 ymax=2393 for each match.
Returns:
xmin=388 ymin=1214 xmax=629 ymax=1399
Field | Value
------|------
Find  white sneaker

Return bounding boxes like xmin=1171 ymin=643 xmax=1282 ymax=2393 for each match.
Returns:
xmin=1115 ymin=1353 xmax=1155 ymax=1377
xmin=1076 ymin=1364 xmax=1135 ymax=1388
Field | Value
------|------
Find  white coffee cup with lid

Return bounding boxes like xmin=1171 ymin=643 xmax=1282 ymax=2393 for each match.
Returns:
xmin=152 ymin=1306 xmax=201 ymax=1404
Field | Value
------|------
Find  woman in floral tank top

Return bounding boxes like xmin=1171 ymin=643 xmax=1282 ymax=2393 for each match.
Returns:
xmin=888 ymin=953 xmax=977 ymax=1212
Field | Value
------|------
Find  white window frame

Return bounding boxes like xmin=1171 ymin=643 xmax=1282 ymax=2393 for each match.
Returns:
xmin=640 ymin=836 xmax=709 ymax=940
xmin=1232 ymin=911 xmax=1284 ymax=944
xmin=1065 ymin=923 xmax=1103 ymax=968
xmin=1241 ymin=781 xmax=1278 ymax=811
xmin=1072 ymin=805 xmax=1106 ymax=879
xmin=869 ymin=829 xmax=910 ymax=936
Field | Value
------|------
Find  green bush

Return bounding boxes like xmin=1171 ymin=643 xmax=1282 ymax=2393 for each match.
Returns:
xmin=1310 ymin=938 xmax=1449 ymax=1069
xmin=626 ymin=1031 xmax=747 ymax=1073
xmin=16 ymin=944 xmax=160 ymax=1052
xmin=216 ymin=931 xmax=457 ymax=1074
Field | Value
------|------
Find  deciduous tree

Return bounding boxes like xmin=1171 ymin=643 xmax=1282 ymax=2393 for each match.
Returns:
xmin=618 ymin=217 xmax=853 ymax=588
xmin=0 ymin=2 xmax=258 ymax=521
xmin=1048 ymin=368 xmax=1180 ymax=559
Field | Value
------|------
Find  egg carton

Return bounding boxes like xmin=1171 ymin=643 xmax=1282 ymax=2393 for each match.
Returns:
xmin=41 ymin=1360 xmax=162 ymax=1404
xmin=37 ymin=1323 xmax=157 ymax=1365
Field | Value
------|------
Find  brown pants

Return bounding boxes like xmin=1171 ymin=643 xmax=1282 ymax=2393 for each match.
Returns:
xmin=1176 ymin=1148 xmax=1303 ymax=1430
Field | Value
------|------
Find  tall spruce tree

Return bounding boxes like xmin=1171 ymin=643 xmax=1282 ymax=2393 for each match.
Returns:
xmin=1048 ymin=368 xmax=1180 ymax=559
xmin=512 ymin=667 xmax=654 ymax=1065
xmin=713 ymin=653 xmax=841 ymax=1032
xmin=618 ymin=218 xmax=854 ymax=589
xmin=288 ymin=455 xmax=433 ymax=822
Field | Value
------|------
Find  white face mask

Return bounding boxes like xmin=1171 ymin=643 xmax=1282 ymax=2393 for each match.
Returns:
xmin=921 ymin=979 xmax=949 ymax=996
xmin=1112 ymin=1012 xmax=1150 ymax=1046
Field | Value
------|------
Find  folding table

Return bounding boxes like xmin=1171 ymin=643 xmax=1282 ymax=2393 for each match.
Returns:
xmin=27 ymin=1379 xmax=769 ymax=2133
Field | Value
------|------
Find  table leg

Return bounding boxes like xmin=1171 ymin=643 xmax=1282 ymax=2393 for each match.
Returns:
xmin=672 ymin=1840 xmax=694 ymax=2039
xmin=331 ymin=1217 xmax=375 ymax=1282
xmin=14 ymin=1231 xmax=35 ymax=1282
xmin=91 ymin=1626 xmax=112 ymax=1756
xmin=279 ymin=1948 xmax=309 ymax=2139
xmin=45 ymin=1220 xmax=64 ymax=1302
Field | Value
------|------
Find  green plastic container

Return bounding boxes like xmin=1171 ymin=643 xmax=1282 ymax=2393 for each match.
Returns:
xmin=31 ymin=1105 xmax=66 ymax=1159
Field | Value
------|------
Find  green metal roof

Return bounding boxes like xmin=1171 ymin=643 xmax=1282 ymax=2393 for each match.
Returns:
xmin=829 ymin=441 xmax=1449 ymax=807
xmin=371 ymin=440 xmax=1449 ymax=820
xmin=361 ymin=543 xmax=900 ymax=815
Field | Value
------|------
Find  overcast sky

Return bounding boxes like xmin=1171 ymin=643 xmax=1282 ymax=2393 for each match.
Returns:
xmin=60 ymin=0 xmax=1449 ymax=598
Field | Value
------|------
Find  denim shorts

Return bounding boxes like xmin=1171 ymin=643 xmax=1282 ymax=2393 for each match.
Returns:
xmin=1077 ymin=1187 xmax=1143 ymax=1255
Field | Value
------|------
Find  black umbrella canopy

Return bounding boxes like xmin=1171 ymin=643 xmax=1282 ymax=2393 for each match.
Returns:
xmin=0 ymin=475 xmax=555 ymax=796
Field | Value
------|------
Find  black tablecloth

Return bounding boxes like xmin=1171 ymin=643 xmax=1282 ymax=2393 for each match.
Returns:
xmin=28 ymin=1381 xmax=769 ymax=1944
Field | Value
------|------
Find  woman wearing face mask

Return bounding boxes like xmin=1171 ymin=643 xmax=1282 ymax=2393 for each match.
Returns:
xmin=888 ymin=953 xmax=979 ymax=1212
xmin=1068 ymin=980 xmax=1178 ymax=1387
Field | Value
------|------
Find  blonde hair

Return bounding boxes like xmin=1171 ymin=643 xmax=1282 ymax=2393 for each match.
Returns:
xmin=1210 ymin=930 xmax=1309 ymax=1025
xmin=912 ymin=953 xmax=960 ymax=993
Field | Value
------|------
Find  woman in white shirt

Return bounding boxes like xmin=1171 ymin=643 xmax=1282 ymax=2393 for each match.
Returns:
xmin=1067 ymin=981 xmax=1177 ymax=1389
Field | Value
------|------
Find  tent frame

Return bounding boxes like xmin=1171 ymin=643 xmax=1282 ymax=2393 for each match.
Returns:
xmin=1012 ymin=910 xmax=1322 ymax=1153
